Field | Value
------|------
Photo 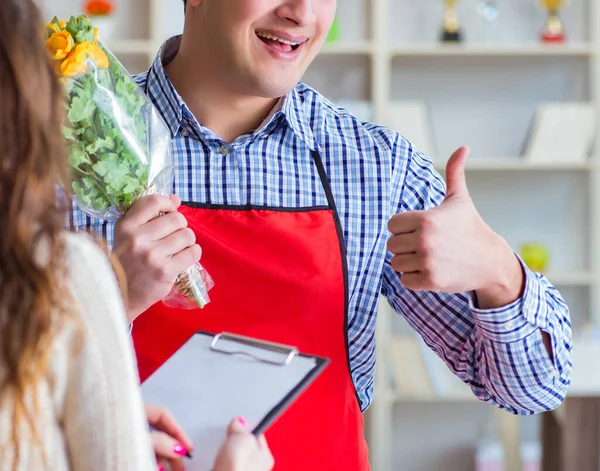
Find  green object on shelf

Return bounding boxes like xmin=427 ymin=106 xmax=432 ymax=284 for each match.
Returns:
xmin=326 ymin=16 xmax=340 ymax=43
xmin=520 ymin=243 xmax=550 ymax=272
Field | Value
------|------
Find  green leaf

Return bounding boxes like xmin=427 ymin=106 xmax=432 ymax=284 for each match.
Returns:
xmin=62 ymin=125 xmax=75 ymax=141
xmin=68 ymin=144 xmax=90 ymax=168
xmin=68 ymin=96 xmax=96 ymax=123
xmin=65 ymin=16 xmax=79 ymax=39
xmin=86 ymin=136 xmax=116 ymax=154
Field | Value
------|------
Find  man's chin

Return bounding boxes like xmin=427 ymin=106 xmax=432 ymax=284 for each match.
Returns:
xmin=251 ymin=77 xmax=300 ymax=100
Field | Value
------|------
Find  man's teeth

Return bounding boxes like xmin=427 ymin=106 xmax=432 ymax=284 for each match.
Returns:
xmin=257 ymin=32 xmax=302 ymax=46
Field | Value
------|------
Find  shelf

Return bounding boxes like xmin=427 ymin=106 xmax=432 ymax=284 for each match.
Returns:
xmin=385 ymin=390 xmax=476 ymax=403
xmin=103 ymin=39 xmax=373 ymax=56
xmin=103 ymin=39 xmax=153 ymax=55
xmin=433 ymin=159 xmax=595 ymax=172
xmin=545 ymin=272 xmax=596 ymax=287
xmin=390 ymin=43 xmax=595 ymax=57
xmin=320 ymin=41 xmax=373 ymax=55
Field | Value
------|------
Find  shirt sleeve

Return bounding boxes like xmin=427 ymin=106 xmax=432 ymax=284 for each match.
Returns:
xmin=61 ymin=234 xmax=156 ymax=470
xmin=64 ymin=194 xmax=117 ymax=250
xmin=381 ymin=135 xmax=573 ymax=415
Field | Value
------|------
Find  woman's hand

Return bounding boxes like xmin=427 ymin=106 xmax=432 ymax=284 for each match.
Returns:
xmin=213 ymin=418 xmax=274 ymax=471
xmin=145 ymin=404 xmax=194 ymax=471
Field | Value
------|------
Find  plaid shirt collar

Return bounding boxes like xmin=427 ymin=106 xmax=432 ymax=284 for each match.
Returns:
xmin=146 ymin=36 xmax=317 ymax=151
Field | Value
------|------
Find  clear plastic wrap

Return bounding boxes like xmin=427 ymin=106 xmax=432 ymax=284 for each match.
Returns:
xmin=46 ymin=14 xmax=213 ymax=309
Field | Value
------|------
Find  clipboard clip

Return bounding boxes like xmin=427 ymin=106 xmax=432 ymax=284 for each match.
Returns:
xmin=209 ymin=332 xmax=299 ymax=366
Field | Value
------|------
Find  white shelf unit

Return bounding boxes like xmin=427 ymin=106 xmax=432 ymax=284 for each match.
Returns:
xmin=39 ymin=0 xmax=600 ymax=469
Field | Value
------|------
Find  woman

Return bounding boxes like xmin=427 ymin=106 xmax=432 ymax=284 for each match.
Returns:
xmin=0 ymin=1 xmax=274 ymax=470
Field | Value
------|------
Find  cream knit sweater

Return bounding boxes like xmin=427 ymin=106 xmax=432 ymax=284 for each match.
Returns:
xmin=0 ymin=233 xmax=156 ymax=470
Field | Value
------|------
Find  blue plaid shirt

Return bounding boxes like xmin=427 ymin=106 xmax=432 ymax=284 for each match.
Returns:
xmin=71 ymin=38 xmax=572 ymax=413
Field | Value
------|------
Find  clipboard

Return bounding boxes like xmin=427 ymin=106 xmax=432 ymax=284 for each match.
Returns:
xmin=140 ymin=331 xmax=329 ymax=471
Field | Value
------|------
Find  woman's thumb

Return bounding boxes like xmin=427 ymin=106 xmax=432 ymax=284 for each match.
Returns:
xmin=227 ymin=417 xmax=248 ymax=435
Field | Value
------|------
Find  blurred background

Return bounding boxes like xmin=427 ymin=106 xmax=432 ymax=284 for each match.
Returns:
xmin=38 ymin=0 xmax=600 ymax=470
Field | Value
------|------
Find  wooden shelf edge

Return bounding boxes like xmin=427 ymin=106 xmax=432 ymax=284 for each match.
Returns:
xmin=390 ymin=43 xmax=595 ymax=57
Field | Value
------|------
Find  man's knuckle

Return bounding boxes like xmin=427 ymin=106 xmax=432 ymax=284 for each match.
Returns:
xmin=147 ymin=194 xmax=162 ymax=207
xmin=169 ymin=211 xmax=187 ymax=229
xmin=183 ymin=228 xmax=196 ymax=245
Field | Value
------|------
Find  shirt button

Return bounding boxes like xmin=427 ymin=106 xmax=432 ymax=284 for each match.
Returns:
xmin=180 ymin=129 xmax=188 ymax=137
xmin=218 ymin=145 xmax=230 ymax=156
xmin=505 ymin=321 xmax=515 ymax=330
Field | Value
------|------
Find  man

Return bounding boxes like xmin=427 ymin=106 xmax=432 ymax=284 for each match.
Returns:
xmin=71 ymin=0 xmax=572 ymax=470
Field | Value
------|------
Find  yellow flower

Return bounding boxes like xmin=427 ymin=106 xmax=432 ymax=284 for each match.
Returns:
xmin=59 ymin=41 xmax=109 ymax=78
xmin=46 ymin=20 xmax=67 ymax=33
xmin=46 ymin=31 xmax=75 ymax=60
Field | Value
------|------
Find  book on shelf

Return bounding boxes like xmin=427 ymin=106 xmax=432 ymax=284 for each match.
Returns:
xmin=523 ymin=102 xmax=597 ymax=164
xmin=389 ymin=333 xmax=472 ymax=400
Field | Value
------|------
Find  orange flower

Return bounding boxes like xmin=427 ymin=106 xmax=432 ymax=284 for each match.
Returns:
xmin=59 ymin=41 xmax=109 ymax=77
xmin=46 ymin=30 xmax=75 ymax=60
xmin=83 ymin=0 xmax=115 ymax=16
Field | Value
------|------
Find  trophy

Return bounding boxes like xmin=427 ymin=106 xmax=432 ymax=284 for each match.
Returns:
xmin=538 ymin=0 xmax=568 ymax=43
xmin=440 ymin=0 xmax=463 ymax=42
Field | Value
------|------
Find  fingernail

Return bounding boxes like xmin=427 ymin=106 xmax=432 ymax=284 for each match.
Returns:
xmin=173 ymin=443 xmax=188 ymax=456
xmin=158 ymin=467 xmax=165 ymax=471
xmin=238 ymin=416 xmax=247 ymax=428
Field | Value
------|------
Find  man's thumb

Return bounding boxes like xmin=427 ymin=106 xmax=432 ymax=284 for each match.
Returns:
xmin=444 ymin=147 xmax=470 ymax=199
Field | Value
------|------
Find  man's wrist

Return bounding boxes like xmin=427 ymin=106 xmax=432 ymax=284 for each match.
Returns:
xmin=474 ymin=237 xmax=524 ymax=310
xmin=126 ymin=304 xmax=145 ymax=324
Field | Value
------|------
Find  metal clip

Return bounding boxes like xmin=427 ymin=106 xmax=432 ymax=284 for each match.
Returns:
xmin=209 ymin=332 xmax=299 ymax=366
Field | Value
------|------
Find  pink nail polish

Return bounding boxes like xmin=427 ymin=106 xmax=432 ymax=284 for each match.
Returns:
xmin=238 ymin=416 xmax=247 ymax=427
xmin=158 ymin=467 xmax=165 ymax=471
xmin=173 ymin=443 xmax=188 ymax=456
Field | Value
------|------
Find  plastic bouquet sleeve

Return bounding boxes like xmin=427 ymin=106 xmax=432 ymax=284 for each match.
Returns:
xmin=46 ymin=15 xmax=214 ymax=309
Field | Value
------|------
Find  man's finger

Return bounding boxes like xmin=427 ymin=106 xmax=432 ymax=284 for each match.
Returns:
xmin=165 ymin=244 xmax=202 ymax=275
xmin=140 ymin=211 xmax=189 ymax=242
xmin=123 ymin=194 xmax=179 ymax=226
xmin=170 ymin=194 xmax=182 ymax=208
xmin=400 ymin=272 xmax=432 ymax=292
xmin=390 ymin=253 xmax=422 ymax=274
xmin=154 ymin=227 xmax=198 ymax=260
xmin=388 ymin=211 xmax=423 ymax=235
xmin=387 ymin=232 xmax=419 ymax=255
xmin=444 ymin=147 xmax=470 ymax=200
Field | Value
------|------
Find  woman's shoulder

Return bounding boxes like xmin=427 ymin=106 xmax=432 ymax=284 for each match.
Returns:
xmin=61 ymin=231 xmax=109 ymax=265
xmin=60 ymin=231 xmax=127 ymax=326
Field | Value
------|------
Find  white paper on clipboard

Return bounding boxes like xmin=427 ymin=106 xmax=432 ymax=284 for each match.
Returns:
xmin=140 ymin=331 xmax=328 ymax=471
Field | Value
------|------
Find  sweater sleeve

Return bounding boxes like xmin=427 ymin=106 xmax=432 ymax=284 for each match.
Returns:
xmin=60 ymin=233 xmax=156 ymax=470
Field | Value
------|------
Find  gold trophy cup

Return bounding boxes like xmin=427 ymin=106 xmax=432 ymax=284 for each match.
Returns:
xmin=441 ymin=0 xmax=463 ymax=42
xmin=538 ymin=0 xmax=568 ymax=43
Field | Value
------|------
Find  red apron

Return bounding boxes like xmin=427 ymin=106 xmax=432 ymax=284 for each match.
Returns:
xmin=132 ymin=151 xmax=370 ymax=470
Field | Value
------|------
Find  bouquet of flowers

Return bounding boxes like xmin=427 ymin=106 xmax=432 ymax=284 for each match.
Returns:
xmin=46 ymin=14 xmax=213 ymax=309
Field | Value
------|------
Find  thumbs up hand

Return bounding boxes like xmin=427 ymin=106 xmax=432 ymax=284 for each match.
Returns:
xmin=387 ymin=147 xmax=522 ymax=301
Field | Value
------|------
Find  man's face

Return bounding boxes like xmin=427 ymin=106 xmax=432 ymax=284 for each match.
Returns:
xmin=189 ymin=0 xmax=336 ymax=98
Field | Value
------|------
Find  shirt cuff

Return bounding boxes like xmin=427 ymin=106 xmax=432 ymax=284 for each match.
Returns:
xmin=468 ymin=254 xmax=546 ymax=343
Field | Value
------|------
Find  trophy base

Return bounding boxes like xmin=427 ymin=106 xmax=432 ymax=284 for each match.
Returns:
xmin=541 ymin=30 xmax=566 ymax=43
xmin=440 ymin=30 xmax=463 ymax=42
